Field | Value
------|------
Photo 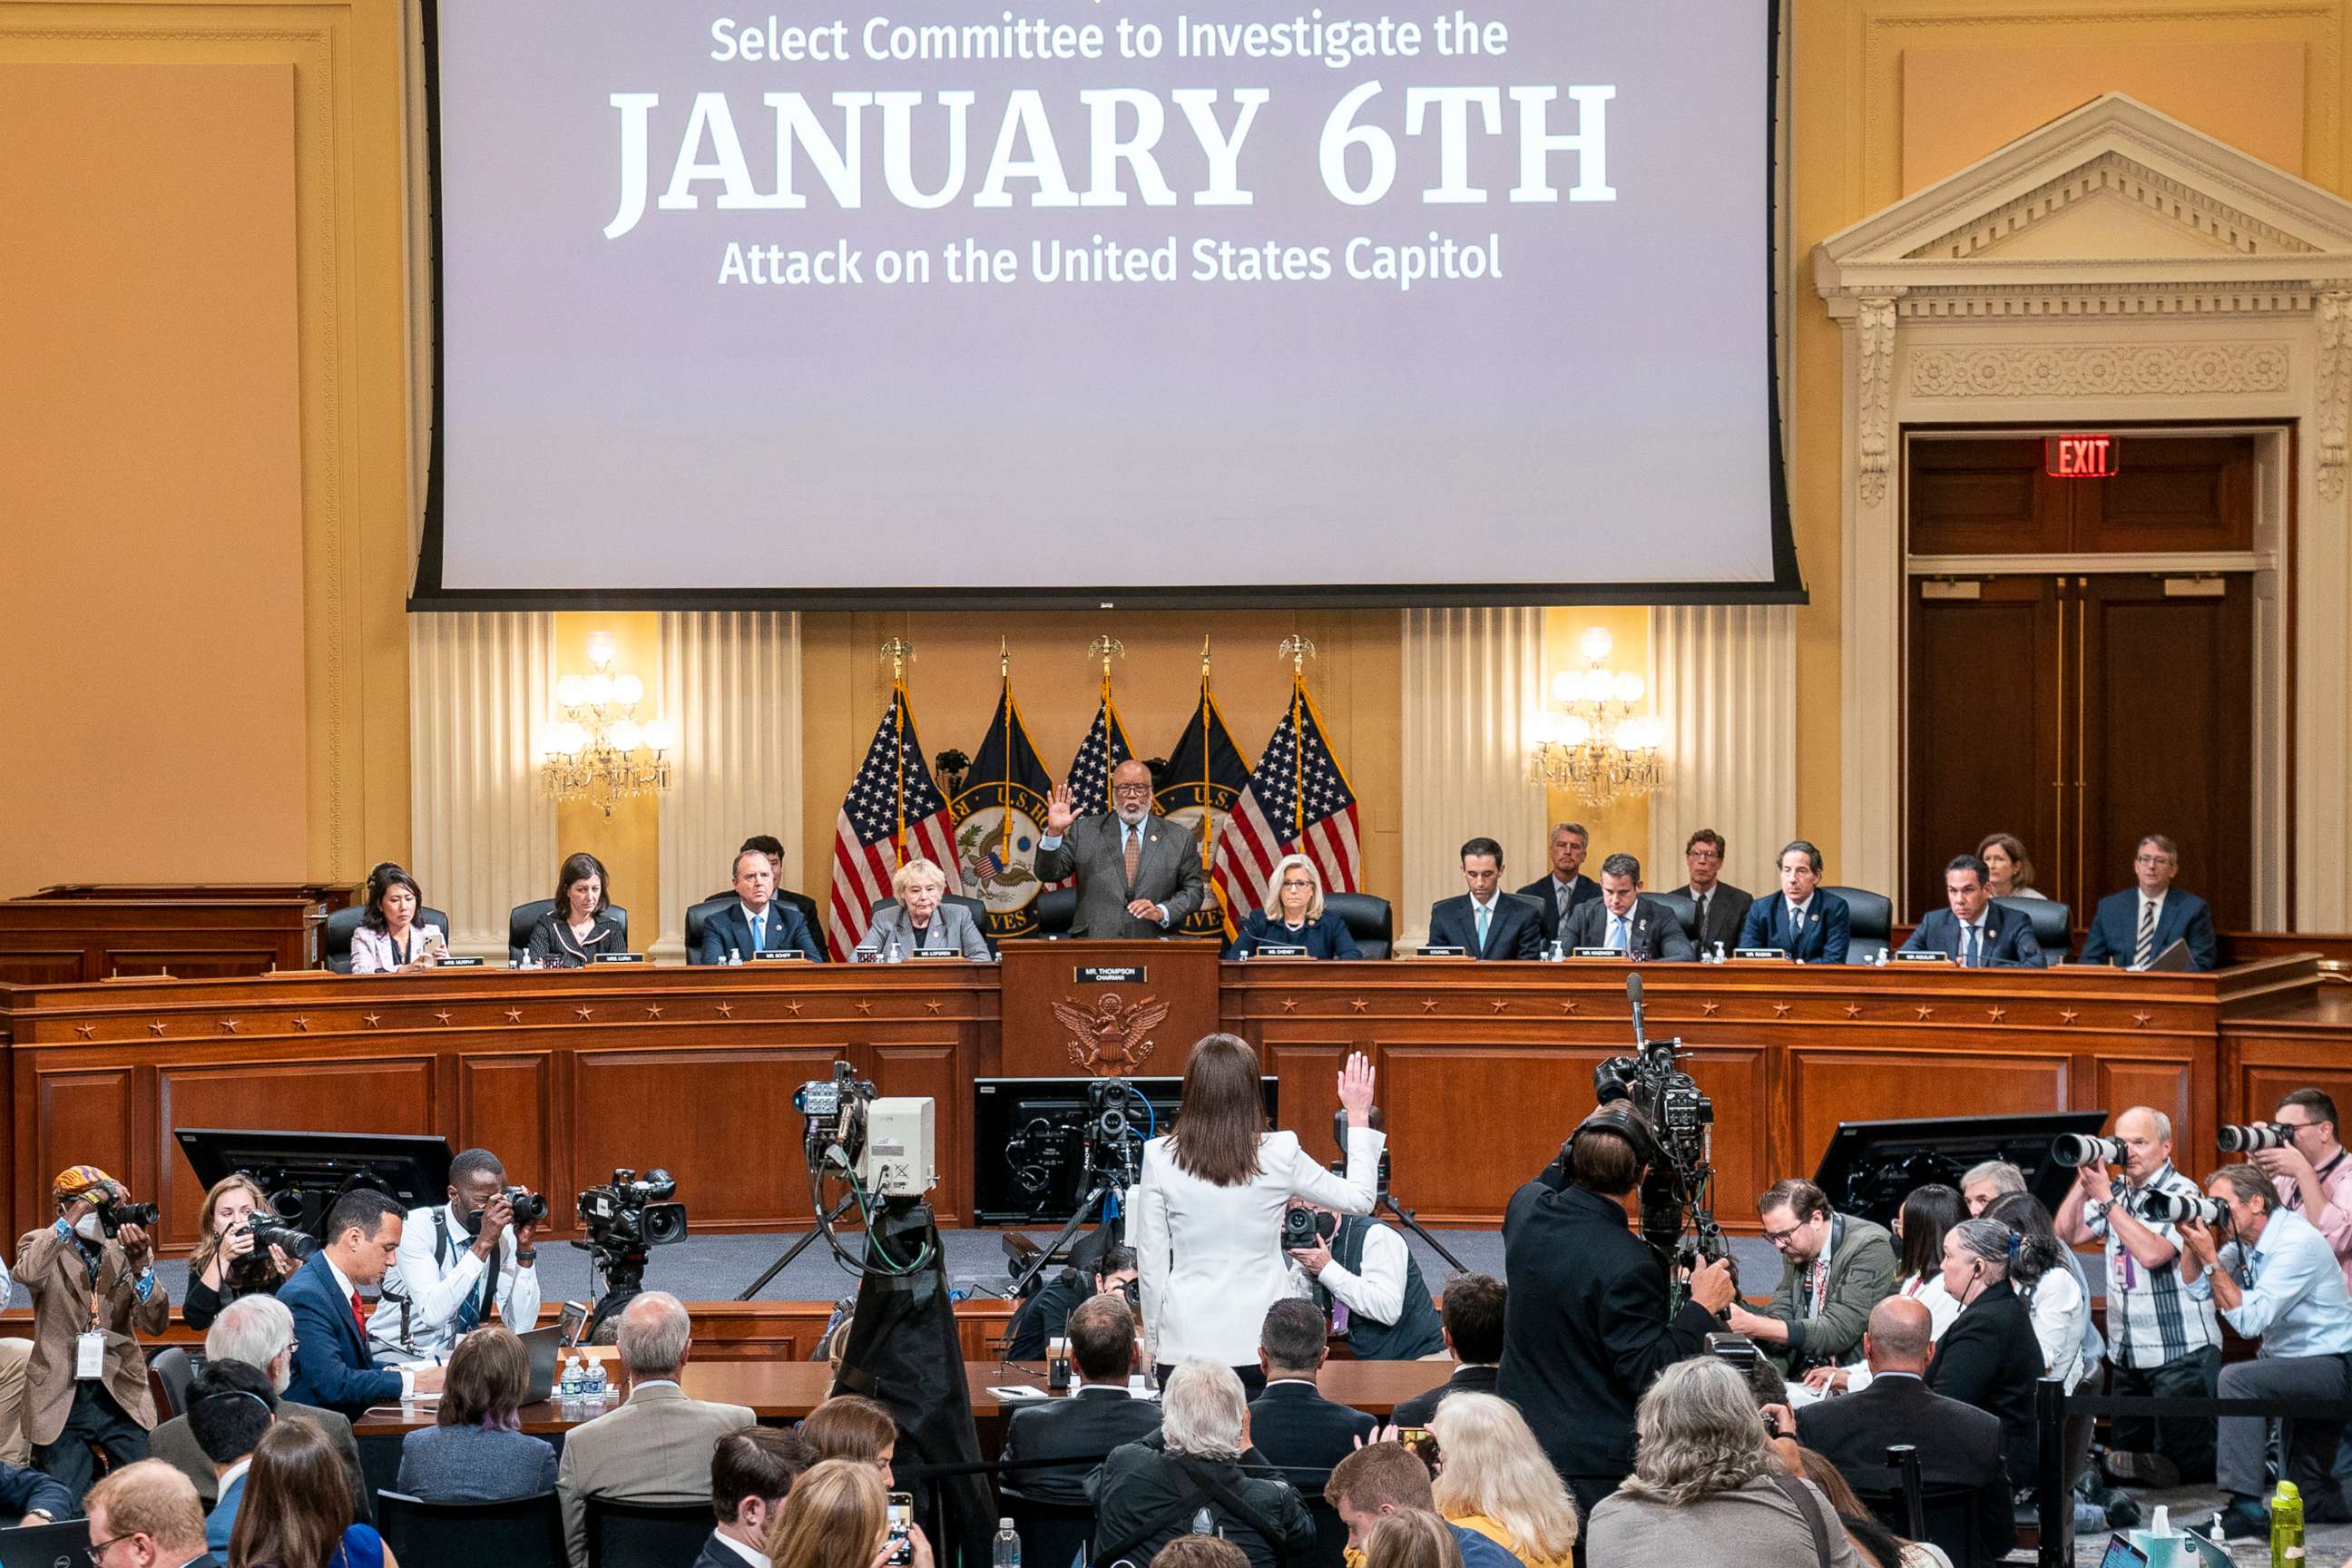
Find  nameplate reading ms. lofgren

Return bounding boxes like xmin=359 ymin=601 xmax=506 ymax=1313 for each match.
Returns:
xmin=1075 ymin=965 xmax=1147 ymax=985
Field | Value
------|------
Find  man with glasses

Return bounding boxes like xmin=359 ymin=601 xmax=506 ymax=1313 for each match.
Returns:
xmin=1727 ymin=1178 xmax=1897 ymax=1375
xmin=1036 ymin=759 xmax=1210 ymax=938
xmin=83 ymin=1458 xmax=220 ymax=1568
xmin=2079 ymin=834 xmax=2218 ymax=971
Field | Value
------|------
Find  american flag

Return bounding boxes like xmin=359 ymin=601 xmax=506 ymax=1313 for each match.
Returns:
xmin=1211 ymin=681 xmax=1362 ymax=923
xmin=1063 ymin=694 xmax=1135 ymax=816
xmin=827 ymin=685 xmax=959 ymax=960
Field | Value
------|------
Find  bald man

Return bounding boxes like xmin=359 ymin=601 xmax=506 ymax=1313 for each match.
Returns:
xmin=1037 ymin=761 xmax=1210 ymax=937
xmin=1795 ymin=1298 xmax=2014 ymax=1568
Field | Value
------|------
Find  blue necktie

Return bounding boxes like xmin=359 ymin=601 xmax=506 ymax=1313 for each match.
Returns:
xmin=1965 ymin=925 xmax=1982 ymax=968
xmin=1475 ymin=905 xmax=1490 ymax=952
xmin=1609 ymin=916 xmax=1628 ymax=953
xmin=750 ymin=911 xmax=766 ymax=951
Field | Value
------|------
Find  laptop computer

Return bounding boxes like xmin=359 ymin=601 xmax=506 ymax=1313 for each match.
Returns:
xmin=520 ymin=1323 xmax=567 ymax=1403
xmin=0 ymin=1515 xmax=93 ymax=1568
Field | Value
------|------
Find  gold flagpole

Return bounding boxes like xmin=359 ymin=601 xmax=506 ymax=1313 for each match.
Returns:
xmin=1198 ymin=636 xmax=1215 ymax=868
xmin=881 ymin=638 xmax=915 ymax=860
xmin=1087 ymin=635 xmax=1125 ymax=773
xmin=998 ymin=637 xmax=1013 ymax=860
xmin=1279 ymin=636 xmax=1317 ymax=850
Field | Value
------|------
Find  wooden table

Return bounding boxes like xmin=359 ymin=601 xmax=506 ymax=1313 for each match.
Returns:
xmin=4 ymin=949 xmax=2344 ymax=1248
xmin=349 ymin=1357 xmax=1455 ymax=1435
xmin=0 ymin=883 xmax=345 ymax=984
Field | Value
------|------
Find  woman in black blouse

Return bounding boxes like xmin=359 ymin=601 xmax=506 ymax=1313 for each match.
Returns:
xmin=183 ymin=1173 xmax=297 ymax=1331
xmin=522 ymin=852 xmax=624 ymax=966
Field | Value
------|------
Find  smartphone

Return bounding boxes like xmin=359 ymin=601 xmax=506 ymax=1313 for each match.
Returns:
xmin=1396 ymin=1427 xmax=1440 ymax=1473
xmin=886 ymin=1493 xmax=915 ymax=1566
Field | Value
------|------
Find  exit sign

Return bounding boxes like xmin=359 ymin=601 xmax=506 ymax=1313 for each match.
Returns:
xmin=2045 ymin=434 xmax=2121 ymax=478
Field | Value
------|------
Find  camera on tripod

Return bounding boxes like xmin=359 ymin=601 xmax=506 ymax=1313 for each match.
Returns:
xmin=2218 ymin=1122 xmax=2291 ymax=1154
xmin=2053 ymin=1133 xmax=2127 ymax=1168
xmin=93 ymin=1195 xmax=161 ymax=1237
xmin=797 ymin=1060 xmax=936 ymax=1200
xmin=2137 ymin=1190 xmax=2228 ymax=1228
xmin=1591 ymin=975 xmax=1724 ymax=1270
xmin=577 ymin=1168 xmax=689 ymax=1253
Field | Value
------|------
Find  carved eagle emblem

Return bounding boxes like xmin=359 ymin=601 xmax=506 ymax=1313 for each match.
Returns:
xmin=1054 ymin=992 xmax=1171 ymax=1074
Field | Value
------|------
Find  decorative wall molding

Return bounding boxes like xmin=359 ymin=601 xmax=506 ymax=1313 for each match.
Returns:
xmin=1398 ymin=610 xmax=1547 ymax=946
xmin=655 ymin=612 xmax=804 ymax=960
xmin=407 ymin=614 xmax=558 ymax=957
xmin=1647 ymin=607 xmax=1798 ymax=901
xmin=1910 ymin=151 xmax=2318 ymax=260
xmin=1817 ymin=91 xmax=2352 ymax=928
xmin=1908 ymin=341 xmax=2291 ymax=397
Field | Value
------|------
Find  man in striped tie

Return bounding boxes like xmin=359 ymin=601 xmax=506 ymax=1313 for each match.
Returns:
xmin=2079 ymin=834 xmax=2220 ymax=971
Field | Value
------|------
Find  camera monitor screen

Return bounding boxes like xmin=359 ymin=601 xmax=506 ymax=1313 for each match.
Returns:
xmin=974 ymin=1075 xmax=1279 ymax=1222
xmin=175 ymin=1128 xmax=454 ymax=1243
xmin=1808 ymin=1112 xmax=2112 ymax=1232
xmin=416 ymin=0 xmax=1796 ymax=606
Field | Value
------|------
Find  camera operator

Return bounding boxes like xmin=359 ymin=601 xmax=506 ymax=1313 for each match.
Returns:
xmin=15 ymin=1165 xmax=169 ymax=1491
xmin=183 ymin=1174 xmax=299 ymax=1333
xmin=2054 ymin=1106 xmax=2220 ymax=1488
xmin=1494 ymin=1108 xmax=1737 ymax=1515
xmin=1282 ymin=1200 xmax=1446 ymax=1361
xmin=368 ymin=1148 xmax=544 ymax=1364
xmin=2253 ymin=1089 xmax=2352 ymax=1290
xmin=2176 ymin=1163 xmax=2352 ymax=1537
xmin=1003 ymin=1241 xmax=1138 ymax=1362
xmin=1726 ymin=1179 xmax=1896 ymax=1376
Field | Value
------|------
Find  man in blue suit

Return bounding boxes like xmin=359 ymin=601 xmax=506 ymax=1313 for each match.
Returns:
xmin=1426 ymin=838 xmax=1544 ymax=959
xmin=2079 ymin=834 xmax=2219 ymax=971
xmin=696 ymin=847 xmax=825 ymax=965
xmin=1901 ymin=855 xmax=2045 ymax=967
xmin=1738 ymin=839 xmax=1851 ymax=963
xmin=281 ymin=1191 xmax=442 ymax=1417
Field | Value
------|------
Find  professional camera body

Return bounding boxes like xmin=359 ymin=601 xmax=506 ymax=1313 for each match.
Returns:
xmin=2053 ymin=1133 xmax=2128 ymax=1168
xmin=796 ymin=1061 xmax=936 ymax=1200
xmin=93 ymin=1195 xmax=161 ymax=1237
xmin=2218 ymin=1122 xmax=2292 ymax=1154
xmin=577 ymin=1168 xmax=688 ymax=1253
xmin=230 ymin=1215 xmax=318 ymax=1267
xmin=2136 ymin=1189 xmax=2229 ymax=1228
xmin=505 ymin=1185 xmax=551 ymax=1227
xmin=1282 ymin=1203 xmax=1339 ymax=1250
xmin=1591 ymin=974 xmax=1723 ymax=1269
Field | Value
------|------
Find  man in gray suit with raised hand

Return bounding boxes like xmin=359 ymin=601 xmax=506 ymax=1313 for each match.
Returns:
xmin=1035 ymin=759 xmax=1210 ymax=937
xmin=558 ymin=1291 xmax=753 ymax=1568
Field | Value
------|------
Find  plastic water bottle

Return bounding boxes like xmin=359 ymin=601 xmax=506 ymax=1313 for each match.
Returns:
xmin=728 ymin=946 xmax=743 ymax=966
xmin=559 ymin=1356 xmax=582 ymax=1402
xmin=2270 ymin=1479 xmax=2304 ymax=1565
xmin=583 ymin=1357 xmax=608 ymax=1404
xmin=993 ymin=1518 xmax=1021 ymax=1568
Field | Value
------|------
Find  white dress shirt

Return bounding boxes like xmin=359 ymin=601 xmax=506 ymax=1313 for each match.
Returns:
xmin=368 ymin=1201 xmax=542 ymax=1362
xmin=713 ymin=1532 xmax=769 ymax=1567
xmin=1133 ymin=1126 xmax=1384 ymax=1366
xmin=1312 ymin=1220 xmax=1410 ymax=1325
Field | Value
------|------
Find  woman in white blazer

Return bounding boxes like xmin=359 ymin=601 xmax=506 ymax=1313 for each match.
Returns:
xmin=1132 ymin=1034 xmax=1381 ymax=1387
xmin=858 ymin=857 xmax=992 ymax=961
xmin=349 ymin=865 xmax=446 ymax=975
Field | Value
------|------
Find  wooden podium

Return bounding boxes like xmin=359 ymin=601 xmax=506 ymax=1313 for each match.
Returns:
xmin=999 ymin=938 xmax=1222 ymax=1077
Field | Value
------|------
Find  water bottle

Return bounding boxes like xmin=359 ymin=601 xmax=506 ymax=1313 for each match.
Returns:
xmin=559 ymin=1356 xmax=582 ymax=1402
xmin=584 ymin=1357 xmax=608 ymax=1403
xmin=993 ymin=1518 xmax=1021 ymax=1568
xmin=728 ymin=946 xmax=742 ymax=966
xmin=2271 ymin=1479 xmax=2304 ymax=1566
xmin=1711 ymin=941 xmax=1728 ymax=963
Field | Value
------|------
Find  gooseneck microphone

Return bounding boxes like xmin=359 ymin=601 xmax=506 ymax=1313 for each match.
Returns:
xmin=1625 ymin=970 xmax=1648 ymax=1050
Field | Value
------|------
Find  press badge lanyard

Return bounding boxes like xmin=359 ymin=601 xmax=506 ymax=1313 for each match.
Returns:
xmin=76 ymin=1278 xmax=107 ymax=1380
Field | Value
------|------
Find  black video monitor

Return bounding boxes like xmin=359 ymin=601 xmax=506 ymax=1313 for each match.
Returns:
xmin=175 ymin=1128 xmax=454 ymax=1243
xmin=973 ymin=1076 xmax=1279 ymax=1224
xmin=1809 ymin=1110 xmax=2113 ymax=1230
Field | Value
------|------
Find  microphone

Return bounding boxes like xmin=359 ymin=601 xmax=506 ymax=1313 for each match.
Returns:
xmin=1625 ymin=971 xmax=1647 ymax=1049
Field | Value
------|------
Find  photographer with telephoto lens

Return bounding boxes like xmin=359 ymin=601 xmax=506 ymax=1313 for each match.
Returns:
xmin=184 ymin=1173 xmax=310 ymax=1332
xmin=369 ymin=1146 xmax=544 ymax=1363
xmin=15 ymin=1164 xmax=169 ymax=1492
xmin=2231 ymin=1088 xmax=2352 ymax=1292
xmin=2054 ymin=1107 xmax=2221 ymax=1490
xmin=2176 ymin=1162 xmax=2352 ymax=1540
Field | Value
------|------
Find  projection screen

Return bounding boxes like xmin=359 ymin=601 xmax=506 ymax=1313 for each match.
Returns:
xmin=414 ymin=0 xmax=1797 ymax=607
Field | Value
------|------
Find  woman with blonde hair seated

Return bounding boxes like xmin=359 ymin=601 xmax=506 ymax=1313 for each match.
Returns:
xmin=1366 ymin=1508 xmax=1468 ymax=1568
xmin=764 ymin=1456 xmax=932 ymax=1568
xmin=1427 ymin=1393 xmax=1581 ymax=1568
xmin=1227 ymin=853 xmax=1362 ymax=959
xmin=858 ymin=857 xmax=990 ymax=960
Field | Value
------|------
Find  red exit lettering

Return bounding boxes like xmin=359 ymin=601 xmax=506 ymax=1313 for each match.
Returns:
xmin=2044 ymin=434 xmax=2120 ymax=477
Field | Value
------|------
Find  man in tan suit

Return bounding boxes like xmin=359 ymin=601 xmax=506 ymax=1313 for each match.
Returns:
xmin=15 ymin=1165 xmax=170 ymax=1491
xmin=0 ymin=1251 xmax=29 ymax=1465
xmin=559 ymin=1290 xmax=752 ymax=1568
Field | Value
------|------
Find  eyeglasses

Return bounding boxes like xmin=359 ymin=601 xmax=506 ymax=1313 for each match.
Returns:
xmin=2135 ymin=854 xmax=2174 ymax=866
xmin=1761 ymin=1220 xmax=1808 ymax=1246
xmin=87 ymin=1534 xmax=139 ymax=1564
xmin=1111 ymin=783 xmax=1152 ymax=797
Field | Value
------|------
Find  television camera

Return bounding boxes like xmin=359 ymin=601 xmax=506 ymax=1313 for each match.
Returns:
xmin=1590 ymin=972 xmax=1726 ymax=1273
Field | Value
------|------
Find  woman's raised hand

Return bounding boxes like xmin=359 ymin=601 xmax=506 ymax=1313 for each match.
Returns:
xmin=1338 ymin=1052 xmax=1377 ymax=1124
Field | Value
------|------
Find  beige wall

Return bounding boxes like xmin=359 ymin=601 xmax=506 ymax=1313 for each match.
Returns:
xmin=11 ymin=0 xmax=2351 ymax=908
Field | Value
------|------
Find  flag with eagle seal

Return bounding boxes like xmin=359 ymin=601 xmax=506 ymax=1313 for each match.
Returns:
xmin=1154 ymin=678 xmax=1253 ymax=939
xmin=950 ymin=677 xmax=1056 ymax=942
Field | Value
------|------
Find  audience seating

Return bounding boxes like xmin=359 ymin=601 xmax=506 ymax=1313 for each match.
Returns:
xmin=377 ymin=1490 xmax=565 ymax=1568
xmin=864 ymin=894 xmax=1000 ymax=956
xmin=148 ymin=1346 xmax=197 ymax=1418
xmin=583 ymin=1495 xmax=714 ymax=1567
xmin=1323 ymin=892 xmax=1394 ymax=959
xmin=1647 ymin=890 xmax=1700 ymax=946
xmin=323 ymin=904 xmax=451 ymax=973
xmin=683 ymin=887 xmax=827 ymax=962
xmin=1004 ymin=1489 xmax=1095 ymax=1568
xmin=1822 ymin=885 xmax=1893 ymax=956
xmin=1994 ymin=896 xmax=2072 ymax=965
xmin=507 ymin=899 xmax=631 ymax=964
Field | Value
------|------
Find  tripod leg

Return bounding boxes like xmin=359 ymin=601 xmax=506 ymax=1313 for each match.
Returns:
xmin=735 ymin=1195 xmax=860 ymax=1301
xmin=1379 ymin=1193 xmax=1469 ymax=1273
xmin=1004 ymin=1182 xmax=1113 ymax=1305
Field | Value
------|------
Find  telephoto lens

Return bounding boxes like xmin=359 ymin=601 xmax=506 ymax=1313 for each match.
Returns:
xmin=2052 ymin=1133 xmax=2127 ymax=1168
xmin=2216 ymin=1122 xmax=2291 ymax=1154
xmin=2136 ymin=1190 xmax=2228 ymax=1228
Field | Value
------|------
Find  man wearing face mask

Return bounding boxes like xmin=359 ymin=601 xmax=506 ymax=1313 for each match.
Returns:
xmin=1035 ymin=760 xmax=1209 ymax=938
xmin=15 ymin=1165 xmax=170 ymax=1492
xmin=368 ymin=1147 xmax=543 ymax=1364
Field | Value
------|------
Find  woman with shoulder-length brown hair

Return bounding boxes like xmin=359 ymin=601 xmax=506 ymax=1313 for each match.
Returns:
xmin=765 ymin=1457 xmax=933 ymax=1568
xmin=230 ymin=1417 xmax=401 ymax=1568
xmin=394 ymin=1327 xmax=558 ymax=1501
xmin=184 ymin=1172 xmax=299 ymax=1331
xmin=1975 ymin=834 xmax=2045 ymax=901
xmin=1131 ymin=1034 xmax=1383 ymax=1391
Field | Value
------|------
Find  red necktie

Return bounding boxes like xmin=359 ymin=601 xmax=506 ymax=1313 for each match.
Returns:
xmin=350 ymin=1289 xmax=368 ymax=1340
